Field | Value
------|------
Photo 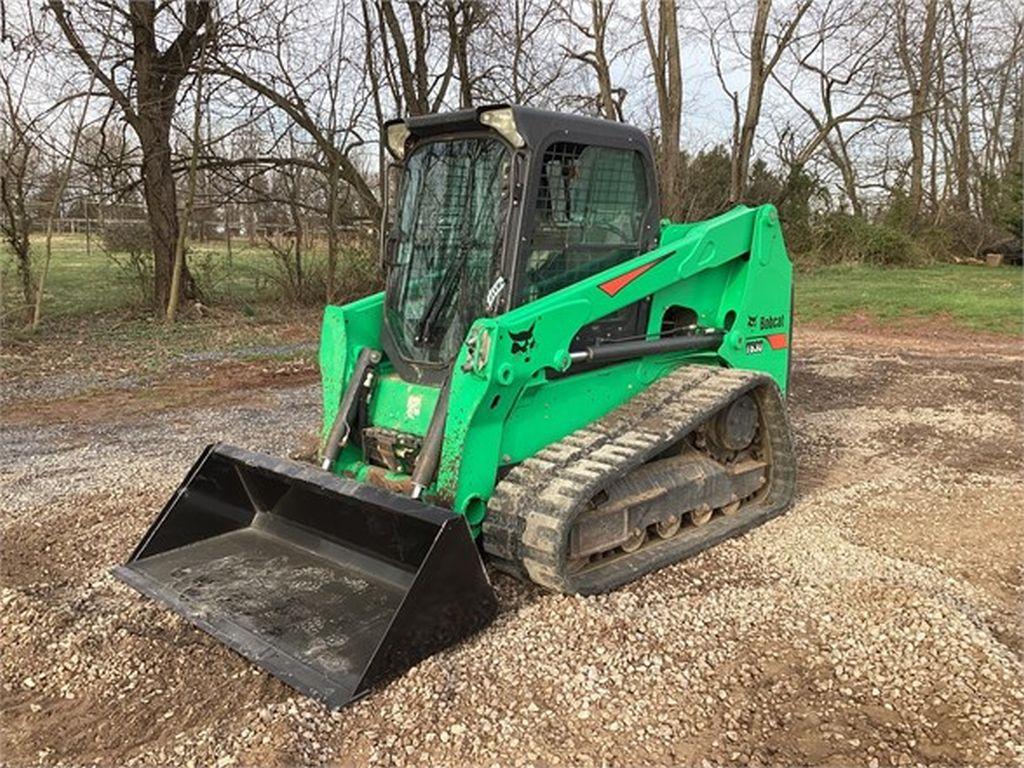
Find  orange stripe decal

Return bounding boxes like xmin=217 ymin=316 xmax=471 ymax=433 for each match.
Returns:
xmin=598 ymin=258 xmax=663 ymax=297
xmin=766 ymin=333 xmax=788 ymax=350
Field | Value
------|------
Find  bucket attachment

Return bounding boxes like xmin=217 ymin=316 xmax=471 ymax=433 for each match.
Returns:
xmin=113 ymin=443 xmax=497 ymax=709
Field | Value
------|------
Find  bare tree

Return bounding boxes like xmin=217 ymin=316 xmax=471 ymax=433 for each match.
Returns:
xmin=770 ymin=1 xmax=888 ymax=213
xmin=166 ymin=30 xmax=211 ymax=322
xmin=893 ymin=0 xmax=940 ymax=223
xmin=974 ymin=4 xmax=1023 ymax=230
xmin=641 ymin=0 xmax=683 ymax=217
xmin=946 ymin=0 xmax=973 ymax=214
xmin=32 ymin=58 xmax=102 ymax=329
xmin=704 ymin=0 xmax=812 ymax=203
xmin=5 ymin=0 xmax=1016 ymax=320
xmin=563 ymin=0 xmax=629 ymax=120
xmin=215 ymin=0 xmax=378 ymax=301
xmin=445 ymin=1 xmax=488 ymax=108
xmin=47 ymin=0 xmax=211 ymax=312
xmin=480 ymin=0 xmax=569 ymax=106
xmin=0 ymin=26 xmax=39 ymax=322
xmin=373 ymin=1 xmax=461 ymax=116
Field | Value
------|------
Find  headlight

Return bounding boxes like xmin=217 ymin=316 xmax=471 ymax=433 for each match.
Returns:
xmin=480 ymin=107 xmax=525 ymax=148
xmin=385 ymin=122 xmax=410 ymax=159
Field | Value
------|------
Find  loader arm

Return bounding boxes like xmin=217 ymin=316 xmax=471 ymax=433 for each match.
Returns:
xmin=488 ymin=203 xmax=790 ymax=381
xmin=434 ymin=204 xmax=792 ymax=527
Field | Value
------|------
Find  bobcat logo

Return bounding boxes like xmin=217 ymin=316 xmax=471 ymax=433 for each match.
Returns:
xmin=748 ymin=314 xmax=784 ymax=330
xmin=509 ymin=322 xmax=537 ymax=355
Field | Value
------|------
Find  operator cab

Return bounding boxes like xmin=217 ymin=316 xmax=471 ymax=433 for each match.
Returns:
xmin=381 ymin=105 xmax=661 ymax=384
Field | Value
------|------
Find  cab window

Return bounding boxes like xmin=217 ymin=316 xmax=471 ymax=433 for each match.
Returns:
xmin=522 ymin=142 xmax=648 ymax=302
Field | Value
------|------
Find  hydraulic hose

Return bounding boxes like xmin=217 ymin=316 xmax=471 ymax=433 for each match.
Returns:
xmin=410 ymin=376 xmax=452 ymax=499
xmin=321 ymin=347 xmax=381 ymax=471
xmin=569 ymin=329 xmax=725 ymax=366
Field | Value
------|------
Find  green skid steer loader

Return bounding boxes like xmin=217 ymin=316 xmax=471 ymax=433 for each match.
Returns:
xmin=115 ymin=105 xmax=796 ymax=709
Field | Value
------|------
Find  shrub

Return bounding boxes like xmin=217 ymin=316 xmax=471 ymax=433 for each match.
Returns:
xmin=330 ymin=237 xmax=381 ymax=303
xmin=188 ymin=247 xmax=230 ymax=299
xmin=101 ymin=220 xmax=153 ymax=304
xmin=799 ymin=213 xmax=928 ymax=268
xmin=247 ymin=229 xmax=381 ymax=306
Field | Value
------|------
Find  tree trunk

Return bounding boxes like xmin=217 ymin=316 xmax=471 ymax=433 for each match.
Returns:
xmin=642 ymin=0 xmax=683 ymax=219
xmin=325 ymin=157 xmax=340 ymax=303
xmin=10 ymin=220 xmax=33 ymax=324
xmin=0 ymin=142 xmax=34 ymax=323
xmin=953 ymin=0 xmax=972 ymax=214
xmin=448 ymin=1 xmax=474 ymax=108
xmin=825 ymin=134 xmax=862 ymax=217
xmin=730 ymin=0 xmax=770 ymax=204
xmin=16 ymin=239 xmax=33 ymax=320
xmin=381 ymin=0 xmax=430 ymax=114
xmin=0 ymin=33 xmax=36 ymax=325
xmin=661 ymin=0 xmax=682 ymax=219
xmin=166 ymin=36 xmax=207 ymax=324
xmin=904 ymin=0 xmax=939 ymax=223
xmin=592 ymin=0 xmax=618 ymax=120
xmin=139 ymin=126 xmax=187 ymax=312
xmin=48 ymin=0 xmax=209 ymax=315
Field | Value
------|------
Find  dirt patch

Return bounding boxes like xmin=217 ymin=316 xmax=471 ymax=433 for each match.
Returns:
xmin=2 ymin=358 xmax=317 ymax=428
xmin=0 ymin=306 xmax=321 ymax=385
xmin=0 ymin=488 xmax=164 ymax=588
xmin=799 ymin=309 xmax=1020 ymax=346
xmin=1 ymin=582 xmax=293 ymax=766
xmin=1 ymin=325 xmax=1022 ymax=767
xmin=794 ymin=322 xmax=1023 ymax=359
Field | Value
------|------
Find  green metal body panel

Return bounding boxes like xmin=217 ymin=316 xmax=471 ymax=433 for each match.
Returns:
xmin=320 ymin=204 xmax=792 ymax=535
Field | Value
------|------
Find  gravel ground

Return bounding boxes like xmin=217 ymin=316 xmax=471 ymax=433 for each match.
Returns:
xmin=1 ymin=327 xmax=1021 ymax=767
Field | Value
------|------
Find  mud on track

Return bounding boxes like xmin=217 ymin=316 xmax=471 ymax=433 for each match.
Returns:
xmin=1 ymin=328 xmax=1021 ymax=767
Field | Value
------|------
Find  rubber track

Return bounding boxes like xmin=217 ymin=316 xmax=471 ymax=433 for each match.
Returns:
xmin=482 ymin=366 xmax=796 ymax=595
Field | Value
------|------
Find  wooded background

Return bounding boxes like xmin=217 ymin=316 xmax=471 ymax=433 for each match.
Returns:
xmin=1 ymin=0 xmax=1021 ymax=326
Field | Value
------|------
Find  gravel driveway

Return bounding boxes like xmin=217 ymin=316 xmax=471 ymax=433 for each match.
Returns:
xmin=2 ymin=328 xmax=1021 ymax=767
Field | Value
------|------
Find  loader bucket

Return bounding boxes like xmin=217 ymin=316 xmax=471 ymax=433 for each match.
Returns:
xmin=113 ymin=443 xmax=497 ymax=709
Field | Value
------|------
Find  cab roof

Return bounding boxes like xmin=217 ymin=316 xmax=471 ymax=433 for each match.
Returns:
xmin=386 ymin=104 xmax=651 ymax=154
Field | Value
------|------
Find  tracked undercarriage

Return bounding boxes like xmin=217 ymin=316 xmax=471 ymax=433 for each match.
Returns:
xmin=484 ymin=366 xmax=796 ymax=594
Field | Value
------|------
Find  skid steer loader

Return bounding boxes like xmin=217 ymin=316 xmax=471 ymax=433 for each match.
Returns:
xmin=115 ymin=105 xmax=795 ymax=709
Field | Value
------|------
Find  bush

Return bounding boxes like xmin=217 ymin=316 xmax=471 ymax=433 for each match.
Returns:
xmin=330 ymin=238 xmax=381 ymax=303
xmin=246 ymin=230 xmax=381 ymax=306
xmin=101 ymin=220 xmax=153 ymax=304
xmin=796 ymin=213 xmax=929 ymax=268
xmin=188 ymin=247 xmax=231 ymax=300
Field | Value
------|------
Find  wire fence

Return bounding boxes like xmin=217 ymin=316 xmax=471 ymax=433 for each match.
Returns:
xmin=32 ymin=217 xmax=377 ymax=239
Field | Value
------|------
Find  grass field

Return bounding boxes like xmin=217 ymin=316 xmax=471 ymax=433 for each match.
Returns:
xmin=3 ymin=234 xmax=1021 ymax=336
xmin=1 ymin=234 xmax=375 ymax=378
xmin=2 ymin=233 xmax=269 ymax=318
xmin=796 ymin=263 xmax=1023 ymax=335
xmin=1 ymin=232 xmax=378 ymax=320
